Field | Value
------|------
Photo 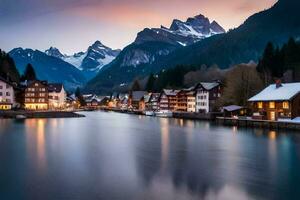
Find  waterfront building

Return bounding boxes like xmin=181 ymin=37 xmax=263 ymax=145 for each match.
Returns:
xmin=159 ymin=89 xmax=180 ymax=111
xmin=66 ymin=94 xmax=80 ymax=110
xmin=24 ymin=80 xmax=48 ymax=110
xmin=84 ymin=94 xmax=101 ymax=109
xmin=148 ymin=93 xmax=160 ymax=111
xmin=108 ymin=92 xmax=119 ymax=108
xmin=176 ymin=90 xmax=188 ymax=112
xmin=0 ymin=77 xmax=16 ymax=110
xmin=195 ymin=81 xmax=222 ymax=113
xmin=186 ymin=90 xmax=196 ymax=113
xmin=248 ymin=81 xmax=300 ymax=121
xmin=222 ymin=105 xmax=245 ymax=118
xmin=129 ymin=91 xmax=147 ymax=111
xmin=48 ymin=83 xmax=66 ymax=110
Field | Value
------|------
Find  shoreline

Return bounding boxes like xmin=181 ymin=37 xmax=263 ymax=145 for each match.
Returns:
xmin=0 ymin=110 xmax=85 ymax=119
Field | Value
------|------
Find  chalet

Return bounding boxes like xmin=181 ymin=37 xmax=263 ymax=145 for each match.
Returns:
xmin=159 ymin=89 xmax=180 ymax=111
xmin=176 ymin=90 xmax=188 ymax=112
xmin=222 ymin=105 xmax=246 ymax=118
xmin=186 ymin=90 xmax=196 ymax=113
xmin=48 ymin=83 xmax=66 ymax=110
xmin=0 ymin=77 xmax=16 ymax=110
xmin=117 ymin=93 xmax=128 ymax=109
xmin=195 ymin=81 xmax=222 ymax=113
xmin=248 ymin=82 xmax=300 ymax=121
xmin=129 ymin=91 xmax=147 ymax=111
xmin=24 ymin=80 xmax=48 ymax=110
xmin=83 ymin=94 xmax=100 ymax=109
xmin=108 ymin=92 xmax=119 ymax=108
xmin=148 ymin=93 xmax=160 ymax=111
xmin=66 ymin=94 xmax=80 ymax=110
xmin=144 ymin=94 xmax=152 ymax=111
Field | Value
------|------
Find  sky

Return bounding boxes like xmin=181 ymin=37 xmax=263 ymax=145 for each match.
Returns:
xmin=0 ymin=0 xmax=277 ymax=54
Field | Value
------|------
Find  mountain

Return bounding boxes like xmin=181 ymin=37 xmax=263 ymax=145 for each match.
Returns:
xmin=86 ymin=14 xmax=225 ymax=93
xmin=86 ymin=0 xmax=300 ymax=94
xmin=9 ymin=48 xmax=87 ymax=91
xmin=45 ymin=41 xmax=121 ymax=79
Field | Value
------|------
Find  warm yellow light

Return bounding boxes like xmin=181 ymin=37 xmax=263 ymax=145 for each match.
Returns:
xmin=258 ymin=102 xmax=263 ymax=109
xmin=269 ymin=102 xmax=275 ymax=109
xmin=283 ymin=101 xmax=289 ymax=109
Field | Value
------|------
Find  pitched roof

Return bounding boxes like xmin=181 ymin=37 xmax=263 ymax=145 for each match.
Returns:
xmin=48 ymin=83 xmax=63 ymax=93
xmin=248 ymin=83 xmax=300 ymax=102
xmin=223 ymin=105 xmax=243 ymax=112
xmin=163 ymin=89 xmax=180 ymax=96
xmin=198 ymin=82 xmax=220 ymax=90
xmin=132 ymin=91 xmax=147 ymax=101
xmin=150 ymin=93 xmax=160 ymax=102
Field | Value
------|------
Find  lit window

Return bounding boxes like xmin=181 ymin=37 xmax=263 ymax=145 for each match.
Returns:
xmin=269 ymin=102 xmax=275 ymax=109
xmin=258 ymin=102 xmax=263 ymax=109
xmin=283 ymin=101 xmax=289 ymax=109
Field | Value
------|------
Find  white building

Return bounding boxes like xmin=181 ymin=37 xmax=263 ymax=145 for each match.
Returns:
xmin=0 ymin=77 xmax=16 ymax=110
xmin=48 ymin=83 xmax=66 ymax=110
xmin=195 ymin=82 xmax=222 ymax=113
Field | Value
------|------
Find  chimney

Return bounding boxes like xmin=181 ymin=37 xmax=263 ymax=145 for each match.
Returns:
xmin=275 ymin=79 xmax=282 ymax=89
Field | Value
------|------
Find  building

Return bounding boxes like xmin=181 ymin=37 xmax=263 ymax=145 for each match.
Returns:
xmin=129 ymin=91 xmax=147 ymax=111
xmin=176 ymin=90 xmax=188 ymax=112
xmin=148 ymin=93 xmax=160 ymax=111
xmin=0 ymin=77 xmax=16 ymax=110
xmin=24 ymin=80 xmax=48 ymax=110
xmin=83 ymin=94 xmax=100 ymax=109
xmin=144 ymin=94 xmax=152 ymax=111
xmin=48 ymin=83 xmax=66 ymax=110
xmin=222 ymin=105 xmax=246 ymax=118
xmin=195 ymin=82 xmax=222 ymax=113
xmin=159 ymin=89 xmax=180 ymax=111
xmin=186 ymin=90 xmax=196 ymax=113
xmin=248 ymin=82 xmax=300 ymax=121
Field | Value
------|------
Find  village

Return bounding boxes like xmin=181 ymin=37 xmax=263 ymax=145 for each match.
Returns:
xmin=2 ymin=73 xmax=300 ymax=130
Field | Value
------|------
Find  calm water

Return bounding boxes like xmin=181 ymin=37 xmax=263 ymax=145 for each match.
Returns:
xmin=1 ymin=112 xmax=300 ymax=200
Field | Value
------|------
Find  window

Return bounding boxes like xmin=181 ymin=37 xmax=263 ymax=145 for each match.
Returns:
xmin=269 ymin=102 xmax=275 ymax=109
xmin=0 ymin=85 xmax=2 ymax=89
xmin=35 ymin=83 xmax=39 ymax=86
xmin=283 ymin=101 xmax=289 ymax=109
xmin=0 ymin=92 xmax=2 ymax=96
xmin=6 ymin=92 xmax=10 ymax=96
xmin=6 ymin=84 xmax=10 ymax=89
xmin=258 ymin=102 xmax=263 ymax=109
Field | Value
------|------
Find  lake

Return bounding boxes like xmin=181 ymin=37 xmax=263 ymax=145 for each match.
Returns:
xmin=0 ymin=111 xmax=300 ymax=200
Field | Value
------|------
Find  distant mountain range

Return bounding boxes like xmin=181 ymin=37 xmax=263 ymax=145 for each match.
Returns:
xmin=86 ymin=0 xmax=300 ymax=94
xmin=9 ymin=41 xmax=120 ymax=90
xmin=45 ymin=41 xmax=121 ymax=79
xmin=86 ymin=14 xmax=225 ymax=93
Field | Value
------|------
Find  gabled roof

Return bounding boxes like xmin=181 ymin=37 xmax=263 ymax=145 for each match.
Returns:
xmin=132 ymin=91 xmax=147 ymax=101
xmin=223 ymin=105 xmax=243 ymax=112
xmin=144 ymin=94 xmax=151 ymax=103
xmin=150 ymin=93 xmax=160 ymax=102
xmin=197 ymin=82 xmax=220 ymax=91
xmin=48 ymin=83 xmax=64 ymax=93
xmin=248 ymin=83 xmax=300 ymax=102
xmin=163 ymin=89 xmax=180 ymax=96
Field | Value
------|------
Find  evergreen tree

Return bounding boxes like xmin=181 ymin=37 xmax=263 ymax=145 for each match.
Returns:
xmin=21 ymin=63 xmax=37 ymax=81
xmin=0 ymin=50 xmax=20 ymax=83
xmin=75 ymin=87 xmax=86 ymax=107
xmin=145 ymin=73 xmax=156 ymax=92
xmin=131 ymin=79 xmax=141 ymax=91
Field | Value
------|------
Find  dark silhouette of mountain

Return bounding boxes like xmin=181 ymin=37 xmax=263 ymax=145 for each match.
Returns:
xmin=9 ymin=48 xmax=87 ymax=91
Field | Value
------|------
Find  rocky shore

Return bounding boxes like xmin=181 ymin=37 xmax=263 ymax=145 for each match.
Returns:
xmin=0 ymin=110 xmax=85 ymax=119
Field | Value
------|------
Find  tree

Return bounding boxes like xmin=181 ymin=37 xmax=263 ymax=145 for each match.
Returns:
xmin=219 ymin=63 xmax=263 ymax=106
xmin=75 ymin=87 xmax=86 ymax=107
xmin=0 ymin=50 xmax=20 ymax=83
xmin=131 ymin=79 xmax=141 ymax=91
xmin=21 ymin=63 xmax=37 ymax=81
xmin=145 ymin=73 xmax=156 ymax=92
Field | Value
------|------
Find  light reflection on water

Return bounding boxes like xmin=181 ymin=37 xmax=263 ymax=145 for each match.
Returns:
xmin=0 ymin=112 xmax=300 ymax=200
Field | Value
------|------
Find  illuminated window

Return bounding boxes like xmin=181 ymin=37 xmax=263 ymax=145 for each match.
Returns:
xmin=269 ymin=102 xmax=275 ymax=109
xmin=283 ymin=101 xmax=289 ymax=109
xmin=258 ymin=102 xmax=263 ymax=109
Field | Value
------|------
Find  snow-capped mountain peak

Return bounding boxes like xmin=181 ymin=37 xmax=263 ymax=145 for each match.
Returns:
xmin=45 ymin=47 xmax=65 ymax=59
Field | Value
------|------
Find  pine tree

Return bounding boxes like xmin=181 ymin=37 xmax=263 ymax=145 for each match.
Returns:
xmin=131 ymin=79 xmax=141 ymax=91
xmin=75 ymin=87 xmax=86 ymax=107
xmin=145 ymin=73 xmax=156 ymax=92
xmin=21 ymin=63 xmax=37 ymax=81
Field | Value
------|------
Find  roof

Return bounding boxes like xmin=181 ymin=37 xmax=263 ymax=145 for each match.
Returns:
xmin=163 ymin=89 xmax=180 ymax=96
xmin=0 ymin=76 xmax=15 ymax=87
xmin=150 ymin=93 xmax=160 ymax=102
xmin=223 ymin=105 xmax=243 ymax=112
xmin=248 ymin=83 xmax=300 ymax=102
xmin=144 ymin=94 xmax=151 ymax=103
xmin=48 ymin=83 xmax=63 ymax=93
xmin=132 ymin=91 xmax=147 ymax=101
xmin=198 ymin=82 xmax=220 ymax=90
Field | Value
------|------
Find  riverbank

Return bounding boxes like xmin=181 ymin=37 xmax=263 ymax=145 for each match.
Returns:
xmin=216 ymin=117 xmax=300 ymax=131
xmin=0 ymin=110 xmax=85 ymax=119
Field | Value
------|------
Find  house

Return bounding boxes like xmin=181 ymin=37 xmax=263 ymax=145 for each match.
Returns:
xmin=117 ymin=93 xmax=128 ymax=109
xmin=222 ymin=105 xmax=246 ymax=118
xmin=159 ymin=89 xmax=180 ymax=111
xmin=144 ymin=94 xmax=152 ymax=111
xmin=248 ymin=81 xmax=300 ymax=121
xmin=108 ymin=92 xmax=119 ymax=108
xmin=48 ymin=83 xmax=66 ymax=110
xmin=0 ymin=76 xmax=16 ymax=110
xmin=24 ymin=80 xmax=49 ymax=110
xmin=129 ymin=91 xmax=147 ymax=110
xmin=195 ymin=81 xmax=222 ymax=113
xmin=83 ymin=94 xmax=100 ymax=109
xmin=148 ymin=93 xmax=160 ymax=111
xmin=66 ymin=94 xmax=80 ymax=110
xmin=186 ymin=90 xmax=196 ymax=113
xmin=176 ymin=90 xmax=188 ymax=112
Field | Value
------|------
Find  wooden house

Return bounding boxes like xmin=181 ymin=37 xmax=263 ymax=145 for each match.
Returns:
xmin=159 ymin=89 xmax=180 ymax=111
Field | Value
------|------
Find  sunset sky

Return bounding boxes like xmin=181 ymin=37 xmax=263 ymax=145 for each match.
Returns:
xmin=0 ymin=0 xmax=277 ymax=54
